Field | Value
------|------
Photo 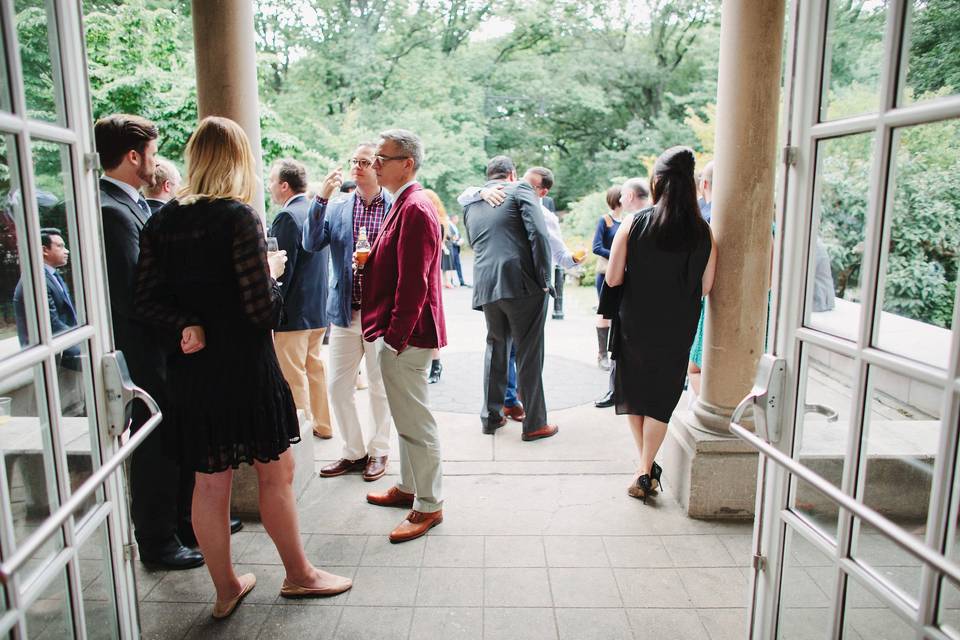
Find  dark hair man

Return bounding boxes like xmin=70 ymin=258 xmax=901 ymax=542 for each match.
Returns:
xmin=267 ymin=158 xmax=333 ymax=442
xmin=13 ymin=227 xmax=78 ymax=350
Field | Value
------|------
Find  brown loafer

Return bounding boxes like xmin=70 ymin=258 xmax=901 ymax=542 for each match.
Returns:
xmin=363 ymin=455 xmax=388 ymax=482
xmin=367 ymin=485 xmax=415 ymax=508
xmin=320 ymin=456 xmax=369 ymax=477
xmin=212 ymin=573 xmax=256 ymax=619
xmin=313 ymin=425 xmax=333 ymax=439
xmin=503 ymin=403 xmax=525 ymax=422
xmin=389 ymin=510 xmax=443 ymax=543
xmin=522 ymin=424 xmax=559 ymax=442
xmin=279 ymin=574 xmax=353 ymax=599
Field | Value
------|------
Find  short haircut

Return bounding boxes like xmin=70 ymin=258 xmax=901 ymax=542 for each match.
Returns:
xmin=526 ymin=166 xmax=554 ymax=190
xmin=340 ymin=180 xmax=357 ymax=193
xmin=94 ymin=114 xmax=158 ymax=171
xmin=700 ymin=160 xmax=714 ymax=187
xmin=40 ymin=227 xmax=63 ymax=249
xmin=486 ymin=155 xmax=515 ymax=180
xmin=623 ymin=177 xmax=650 ymax=201
xmin=605 ymin=185 xmax=622 ymax=210
xmin=273 ymin=158 xmax=308 ymax=194
xmin=145 ymin=157 xmax=180 ymax=197
xmin=379 ymin=129 xmax=423 ymax=170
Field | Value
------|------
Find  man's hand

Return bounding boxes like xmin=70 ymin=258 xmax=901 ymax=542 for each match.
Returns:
xmin=319 ymin=167 xmax=343 ymax=200
xmin=181 ymin=325 xmax=206 ymax=354
xmin=267 ymin=249 xmax=288 ymax=279
xmin=479 ymin=185 xmax=506 ymax=207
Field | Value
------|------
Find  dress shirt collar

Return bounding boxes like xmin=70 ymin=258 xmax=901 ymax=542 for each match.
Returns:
xmin=390 ymin=180 xmax=417 ymax=201
xmin=283 ymin=193 xmax=306 ymax=209
xmin=101 ymin=175 xmax=143 ymax=205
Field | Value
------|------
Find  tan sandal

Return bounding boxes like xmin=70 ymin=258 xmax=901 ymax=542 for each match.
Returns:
xmin=212 ymin=573 xmax=256 ymax=619
xmin=279 ymin=574 xmax=352 ymax=598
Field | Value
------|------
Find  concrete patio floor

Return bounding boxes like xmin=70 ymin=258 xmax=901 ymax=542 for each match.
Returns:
xmin=136 ymin=278 xmax=755 ymax=640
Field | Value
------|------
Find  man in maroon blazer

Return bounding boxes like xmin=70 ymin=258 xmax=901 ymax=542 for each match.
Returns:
xmin=362 ymin=129 xmax=447 ymax=543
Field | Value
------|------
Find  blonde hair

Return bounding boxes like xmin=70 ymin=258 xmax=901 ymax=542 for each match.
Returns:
xmin=179 ymin=116 xmax=256 ymax=205
xmin=423 ymin=189 xmax=451 ymax=236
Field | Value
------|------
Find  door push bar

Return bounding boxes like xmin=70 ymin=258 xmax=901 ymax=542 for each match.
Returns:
xmin=731 ymin=354 xmax=787 ymax=443
xmin=0 ymin=352 xmax=161 ymax=583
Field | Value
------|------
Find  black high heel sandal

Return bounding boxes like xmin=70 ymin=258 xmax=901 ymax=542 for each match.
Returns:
xmin=628 ymin=475 xmax=654 ymax=504
xmin=650 ymin=462 xmax=663 ymax=494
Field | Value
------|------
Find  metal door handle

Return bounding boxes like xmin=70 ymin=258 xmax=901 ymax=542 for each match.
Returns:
xmin=102 ymin=351 xmax=160 ymax=437
xmin=804 ymin=403 xmax=838 ymax=422
xmin=731 ymin=354 xmax=786 ymax=443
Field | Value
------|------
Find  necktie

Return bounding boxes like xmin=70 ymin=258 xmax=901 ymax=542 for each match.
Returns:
xmin=137 ymin=197 xmax=151 ymax=218
xmin=54 ymin=271 xmax=76 ymax=315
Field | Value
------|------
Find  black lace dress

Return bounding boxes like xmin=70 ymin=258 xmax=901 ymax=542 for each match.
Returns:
xmin=133 ymin=198 xmax=300 ymax=473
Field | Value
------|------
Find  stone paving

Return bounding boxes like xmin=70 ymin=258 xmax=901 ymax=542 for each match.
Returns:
xmin=137 ymin=271 xmax=754 ymax=640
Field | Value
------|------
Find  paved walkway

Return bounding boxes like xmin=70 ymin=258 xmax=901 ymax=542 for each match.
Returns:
xmin=137 ymin=275 xmax=753 ymax=640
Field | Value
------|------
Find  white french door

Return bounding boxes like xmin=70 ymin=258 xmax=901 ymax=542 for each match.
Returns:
xmin=0 ymin=1 xmax=159 ymax=637
xmin=736 ymin=0 xmax=960 ymax=638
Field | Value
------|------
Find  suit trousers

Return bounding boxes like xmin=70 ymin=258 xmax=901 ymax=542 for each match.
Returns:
xmin=481 ymin=293 xmax=549 ymax=433
xmin=274 ymin=328 xmax=332 ymax=434
xmin=376 ymin=340 xmax=442 ymax=513
xmin=328 ymin=312 xmax=392 ymax=460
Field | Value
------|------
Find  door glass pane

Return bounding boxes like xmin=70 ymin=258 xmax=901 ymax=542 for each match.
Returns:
xmin=841 ymin=574 xmax=915 ymax=638
xmin=938 ymin=575 xmax=960 ymax=635
xmin=31 ymin=140 xmax=83 ymax=332
xmin=0 ymin=363 xmax=63 ymax=564
xmin=57 ymin=341 xmax=101 ymax=523
xmin=0 ymin=13 xmax=11 ymax=112
xmin=900 ymin=0 xmax=960 ymax=105
xmin=820 ymin=0 xmax=889 ymax=121
xmin=13 ymin=0 xmax=66 ymax=123
xmin=78 ymin=524 xmax=120 ymax=640
xmin=0 ymin=132 xmax=41 ymax=356
xmin=24 ymin=564 xmax=73 ymax=638
xmin=807 ymin=133 xmax=876 ymax=341
xmin=874 ymin=121 xmax=959 ymax=368
xmin=777 ymin=527 xmax=838 ymax=639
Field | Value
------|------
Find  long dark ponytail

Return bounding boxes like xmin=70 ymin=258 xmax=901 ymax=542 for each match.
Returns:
xmin=643 ymin=146 xmax=709 ymax=252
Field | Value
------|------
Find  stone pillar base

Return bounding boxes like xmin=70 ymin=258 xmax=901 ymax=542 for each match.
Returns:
xmin=230 ymin=411 xmax=315 ymax=520
xmin=661 ymin=410 xmax=758 ymax=519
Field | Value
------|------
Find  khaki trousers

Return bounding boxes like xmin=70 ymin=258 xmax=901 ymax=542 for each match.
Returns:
xmin=376 ymin=339 xmax=442 ymax=513
xmin=274 ymin=328 xmax=332 ymax=434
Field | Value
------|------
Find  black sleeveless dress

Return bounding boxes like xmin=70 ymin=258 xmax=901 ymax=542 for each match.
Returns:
xmin=133 ymin=198 xmax=300 ymax=473
xmin=613 ymin=208 xmax=712 ymax=422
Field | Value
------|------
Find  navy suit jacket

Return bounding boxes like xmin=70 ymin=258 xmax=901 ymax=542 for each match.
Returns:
xmin=12 ymin=267 xmax=80 ymax=365
xmin=302 ymin=190 xmax=393 ymax=328
xmin=269 ymin=194 xmax=329 ymax=331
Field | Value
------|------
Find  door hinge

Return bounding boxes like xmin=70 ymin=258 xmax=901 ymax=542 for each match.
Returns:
xmin=782 ymin=146 xmax=798 ymax=166
xmin=85 ymin=152 xmax=100 ymax=172
xmin=752 ymin=553 xmax=766 ymax=571
xmin=123 ymin=542 xmax=138 ymax=561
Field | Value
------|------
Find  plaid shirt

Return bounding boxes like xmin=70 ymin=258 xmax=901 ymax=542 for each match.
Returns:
xmin=350 ymin=190 xmax=386 ymax=306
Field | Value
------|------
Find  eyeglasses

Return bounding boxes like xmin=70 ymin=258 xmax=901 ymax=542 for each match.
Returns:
xmin=374 ymin=154 xmax=410 ymax=165
xmin=349 ymin=158 xmax=374 ymax=169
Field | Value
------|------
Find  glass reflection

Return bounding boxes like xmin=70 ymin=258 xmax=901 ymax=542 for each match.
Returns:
xmin=1 ymin=133 xmax=38 ymax=356
xmin=79 ymin=525 xmax=120 ymax=640
xmin=901 ymin=0 xmax=960 ymax=105
xmin=57 ymin=341 xmax=100 ymax=523
xmin=807 ymin=132 xmax=876 ymax=341
xmin=842 ymin=575 xmax=915 ymax=638
xmin=820 ymin=0 xmax=888 ymax=121
xmin=24 ymin=565 xmax=73 ymax=638
xmin=875 ymin=120 xmax=959 ymax=368
xmin=14 ymin=0 xmax=65 ymax=123
xmin=777 ymin=527 xmax=838 ymax=639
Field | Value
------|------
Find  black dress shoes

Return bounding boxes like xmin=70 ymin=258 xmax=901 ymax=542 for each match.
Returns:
xmin=178 ymin=518 xmax=244 ymax=548
xmin=594 ymin=390 xmax=615 ymax=408
xmin=140 ymin=537 xmax=204 ymax=570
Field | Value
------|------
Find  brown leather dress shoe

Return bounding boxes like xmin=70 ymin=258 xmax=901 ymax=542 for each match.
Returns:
xmin=522 ymin=424 xmax=559 ymax=441
xmin=389 ymin=510 xmax=443 ymax=543
xmin=362 ymin=455 xmax=388 ymax=482
xmin=320 ymin=456 xmax=369 ymax=477
xmin=503 ymin=403 xmax=525 ymax=422
xmin=366 ymin=485 xmax=415 ymax=508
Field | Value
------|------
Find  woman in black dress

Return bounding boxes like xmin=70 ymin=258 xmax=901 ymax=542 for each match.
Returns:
xmin=605 ymin=146 xmax=717 ymax=503
xmin=134 ymin=117 xmax=351 ymax=618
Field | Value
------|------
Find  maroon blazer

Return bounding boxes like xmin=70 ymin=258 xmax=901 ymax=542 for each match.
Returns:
xmin=362 ymin=183 xmax=447 ymax=352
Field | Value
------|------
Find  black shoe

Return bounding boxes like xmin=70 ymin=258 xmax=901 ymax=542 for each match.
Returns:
xmin=140 ymin=538 xmax=204 ymax=570
xmin=594 ymin=390 xmax=615 ymax=408
xmin=462 ymin=283 xmax=472 ymax=288
xmin=650 ymin=462 xmax=663 ymax=494
xmin=627 ymin=475 xmax=654 ymax=504
xmin=482 ymin=415 xmax=506 ymax=435
xmin=428 ymin=359 xmax=442 ymax=384
xmin=178 ymin=518 xmax=244 ymax=547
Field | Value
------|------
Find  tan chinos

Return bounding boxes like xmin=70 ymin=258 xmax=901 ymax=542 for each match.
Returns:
xmin=274 ymin=328 xmax=332 ymax=435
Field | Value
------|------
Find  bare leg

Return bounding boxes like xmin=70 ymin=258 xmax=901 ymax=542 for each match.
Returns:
xmin=688 ymin=361 xmax=702 ymax=396
xmin=193 ymin=470 xmax=242 ymax=601
xmin=596 ymin=316 xmax=611 ymax=329
xmin=627 ymin=414 xmax=644 ymax=480
xmin=639 ymin=416 xmax=668 ymax=477
xmin=254 ymin=450 xmax=346 ymax=588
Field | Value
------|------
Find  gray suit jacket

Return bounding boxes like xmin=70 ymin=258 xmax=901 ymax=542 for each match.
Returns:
xmin=463 ymin=180 xmax=552 ymax=310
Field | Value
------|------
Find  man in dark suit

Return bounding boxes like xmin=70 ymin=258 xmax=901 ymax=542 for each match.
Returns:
xmin=267 ymin=158 xmax=333 ymax=440
xmin=95 ymin=114 xmax=209 ymax=570
xmin=363 ymin=129 xmax=446 ymax=543
xmin=463 ymin=155 xmax=558 ymax=442
xmin=143 ymin=157 xmax=181 ymax=214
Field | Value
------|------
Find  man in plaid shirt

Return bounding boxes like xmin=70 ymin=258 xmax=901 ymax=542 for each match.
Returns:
xmin=303 ymin=142 xmax=394 ymax=483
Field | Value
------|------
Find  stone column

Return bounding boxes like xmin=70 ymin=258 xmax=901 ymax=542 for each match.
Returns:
xmin=661 ymin=0 xmax=785 ymax=518
xmin=191 ymin=0 xmax=265 ymax=216
xmin=692 ymin=0 xmax=786 ymax=434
